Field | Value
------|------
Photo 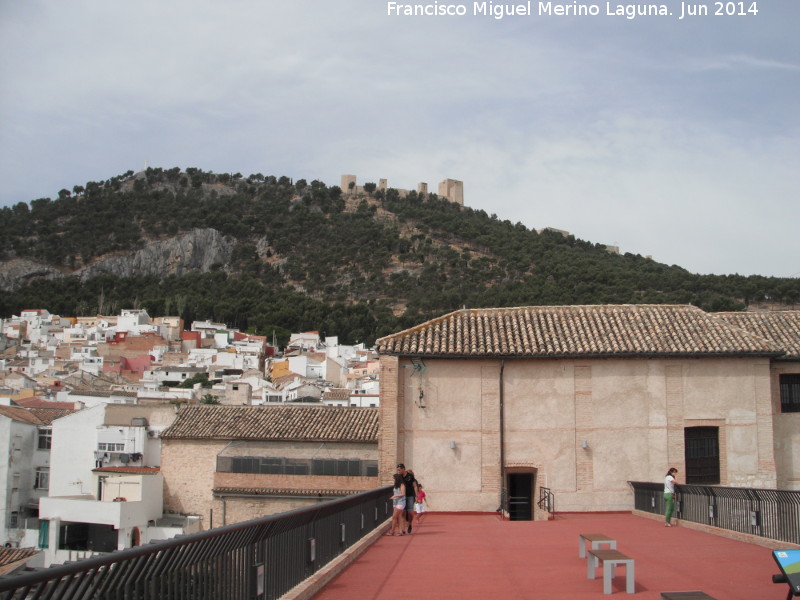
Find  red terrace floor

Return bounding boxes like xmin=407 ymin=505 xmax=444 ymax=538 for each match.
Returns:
xmin=312 ymin=513 xmax=787 ymax=600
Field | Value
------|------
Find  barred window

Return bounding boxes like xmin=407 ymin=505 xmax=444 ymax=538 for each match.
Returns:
xmin=779 ymin=374 xmax=800 ymax=413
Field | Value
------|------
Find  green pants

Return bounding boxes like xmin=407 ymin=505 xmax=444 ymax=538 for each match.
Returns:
xmin=664 ymin=492 xmax=675 ymax=524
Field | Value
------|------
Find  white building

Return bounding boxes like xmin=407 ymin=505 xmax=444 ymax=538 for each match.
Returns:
xmin=49 ymin=404 xmax=176 ymax=499
xmin=0 ymin=406 xmax=68 ymax=548
xmin=287 ymin=331 xmax=321 ymax=351
xmin=56 ymin=389 xmax=138 ymax=409
xmin=141 ymin=366 xmax=208 ymax=387
xmin=37 ymin=467 xmax=199 ymax=567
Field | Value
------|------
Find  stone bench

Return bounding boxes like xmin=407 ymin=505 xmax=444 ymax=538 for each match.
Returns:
xmin=579 ymin=532 xmax=617 ymax=558
xmin=660 ymin=593 xmax=716 ymax=600
xmin=587 ymin=549 xmax=635 ymax=594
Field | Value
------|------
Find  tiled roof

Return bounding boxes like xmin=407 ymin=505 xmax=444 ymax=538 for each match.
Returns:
xmin=323 ymin=388 xmax=351 ymax=400
xmin=161 ymin=405 xmax=379 ymax=442
xmin=67 ymin=388 xmax=139 ymax=397
xmin=27 ymin=407 xmax=74 ymax=425
xmin=376 ymin=305 xmax=785 ymax=358
xmin=0 ymin=547 xmax=39 ymax=569
xmin=714 ymin=311 xmax=800 ymax=359
xmin=0 ymin=406 xmax=46 ymax=425
xmin=12 ymin=397 xmax=76 ymax=410
xmin=213 ymin=487 xmax=364 ymax=497
xmin=92 ymin=466 xmax=161 ymax=474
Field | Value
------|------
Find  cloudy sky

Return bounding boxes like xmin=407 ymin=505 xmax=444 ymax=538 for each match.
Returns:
xmin=1 ymin=1 xmax=798 ymax=277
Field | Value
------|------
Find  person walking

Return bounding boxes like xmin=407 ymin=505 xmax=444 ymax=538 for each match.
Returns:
xmin=664 ymin=467 xmax=678 ymax=527
xmin=397 ymin=464 xmax=418 ymax=534
xmin=388 ymin=473 xmax=407 ymax=535
xmin=414 ymin=483 xmax=429 ymax=524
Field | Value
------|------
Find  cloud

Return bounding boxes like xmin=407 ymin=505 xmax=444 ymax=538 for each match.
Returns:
xmin=1 ymin=0 xmax=798 ymax=277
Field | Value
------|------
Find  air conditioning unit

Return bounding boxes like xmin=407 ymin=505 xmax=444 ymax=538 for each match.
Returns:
xmin=147 ymin=430 xmax=160 ymax=438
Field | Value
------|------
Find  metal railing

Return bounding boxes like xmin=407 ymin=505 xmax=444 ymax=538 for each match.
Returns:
xmin=0 ymin=486 xmax=393 ymax=600
xmin=537 ymin=486 xmax=555 ymax=515
xmin=629 ymin=481 xmax=800 ymax=545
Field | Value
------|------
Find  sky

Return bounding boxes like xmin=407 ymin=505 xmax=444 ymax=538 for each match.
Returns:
xmin=1 ymin=0 xmax=798 ymax=278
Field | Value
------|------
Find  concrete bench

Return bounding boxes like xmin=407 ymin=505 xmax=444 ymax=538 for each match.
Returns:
xmin=579 ymin=532 xmax=617 ymax=558
xmin=660 ymin=593 xmax=716 ymax=600
xmin=587 ymin=549 xmax=635 ymax=594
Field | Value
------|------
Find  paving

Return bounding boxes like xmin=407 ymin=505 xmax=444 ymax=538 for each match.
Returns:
xmin=312 ymin=512 xmax=788 ymax=599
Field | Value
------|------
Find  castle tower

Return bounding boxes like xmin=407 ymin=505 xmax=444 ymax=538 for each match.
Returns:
xmin=418 ymin=182 xmax=428 ymax=198
xmin=341 ymin=174 xmax=357 ymax=193
xmin=438 ymin=179 xmax=464 ymax=205
xmin=379 ymin=178 xmax=388 ymax=190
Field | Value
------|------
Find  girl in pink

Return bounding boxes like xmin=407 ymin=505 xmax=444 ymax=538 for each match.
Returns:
xmin=414 ymin=483 xmax=428 ymax=524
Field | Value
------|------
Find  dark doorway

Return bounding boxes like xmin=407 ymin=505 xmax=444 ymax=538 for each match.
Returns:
xmin=59 ymin=522 xmax=117 ymax=553
xmin=507 ymin=473 xmax=534 ymax=521
xmin=684 ymin=426 xmax=720 ymax=484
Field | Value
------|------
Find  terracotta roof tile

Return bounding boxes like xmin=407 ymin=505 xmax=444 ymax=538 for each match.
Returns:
xmin=0 ymin=547 xmax=39 ymax=568
xmin=714 ymin=310 xmax=800 ymax=359
xmin=161 ymin=405 xmax=378 ymax=442
xmin=376 ymin=305 xmax=785 ymax=358
xmin=323 ymin=388 xmax=351 ymax=400
xmin=27 ymin=407 xmax=74 ymax=425
xmin=12 ymin=398 xmax=76 ymax=410
xmin=0 ymin=406 xmax=46 ymax=425
xmin=92 ymin=466 xmax=161 ymax=474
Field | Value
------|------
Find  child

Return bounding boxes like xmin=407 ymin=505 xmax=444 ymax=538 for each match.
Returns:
xmin=414 ymin=483 xmax=429 ymax=524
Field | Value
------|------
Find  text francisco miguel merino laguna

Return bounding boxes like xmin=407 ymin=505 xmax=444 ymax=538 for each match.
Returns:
xmin=388 ymin=2 xmax=693 ymax=19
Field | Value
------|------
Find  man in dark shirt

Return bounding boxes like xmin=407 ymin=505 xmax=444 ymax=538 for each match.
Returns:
xmin=397 ymin=463 xmax=418 ymax=533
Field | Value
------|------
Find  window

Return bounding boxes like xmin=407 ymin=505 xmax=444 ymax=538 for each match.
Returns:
xmin=98 ymin=443 xmax=125 ymax=452
xmin=35 ymin=467 xmax=49 ymax=490
xmin=218 ymin=455 xmax=376 ymax=477
xmin=684 ymin=426 xmax=720 ymax=484
xmin=779 ymin=374 xmax=800 ymax=413
xmin=37 ymin=427 xmax=52 ymax=450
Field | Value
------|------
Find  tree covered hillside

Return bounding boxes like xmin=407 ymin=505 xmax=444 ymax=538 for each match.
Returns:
xmin=1 ymin=167 xmax=797 ymax=345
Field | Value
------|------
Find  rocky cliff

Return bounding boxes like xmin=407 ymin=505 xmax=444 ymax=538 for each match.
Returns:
xmin=0 ymin=228 xmax=237 ymax=292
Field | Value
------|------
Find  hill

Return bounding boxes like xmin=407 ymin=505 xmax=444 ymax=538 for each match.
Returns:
xmin=1 ymin=167 xmax=798 ymax=346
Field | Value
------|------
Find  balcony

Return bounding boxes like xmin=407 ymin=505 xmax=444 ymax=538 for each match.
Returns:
xmin=2 ymin=486 xmax=797 ymax=599
xmin=39 ymin=495 xmax=158 ymax=532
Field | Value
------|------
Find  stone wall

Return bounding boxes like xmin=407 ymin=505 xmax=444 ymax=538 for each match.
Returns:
xmin=161 ymin=438 xmax=379 ymax=529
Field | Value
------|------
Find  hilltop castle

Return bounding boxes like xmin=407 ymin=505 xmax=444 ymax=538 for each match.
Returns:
xmin=341 ymin=174 xmax=464 ymax=205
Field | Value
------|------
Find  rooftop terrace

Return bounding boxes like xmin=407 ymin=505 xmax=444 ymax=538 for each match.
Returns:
xmin=310 ymin=512 xmax=787 ymax=600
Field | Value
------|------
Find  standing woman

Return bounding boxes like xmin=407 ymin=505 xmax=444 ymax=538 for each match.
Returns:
xmin=664 ymin=467 xmax=678 ymax=527
xmin=388 ymin=474 xmax=407 ymax=535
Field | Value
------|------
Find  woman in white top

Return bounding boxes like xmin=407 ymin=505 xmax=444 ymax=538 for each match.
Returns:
xmin=664 ymin=467 xmax=678 ymax=526
xmin=388 ymin=474 xmax=407 ymax=535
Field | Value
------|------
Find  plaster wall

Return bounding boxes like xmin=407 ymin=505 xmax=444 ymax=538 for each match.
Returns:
xmin=771 ymin=364 xmax=800 ymax=490
xmin=380 ymin=355 xmax=778 ymax=515
xmin=50 ymin=405 xmax=105 ymax=497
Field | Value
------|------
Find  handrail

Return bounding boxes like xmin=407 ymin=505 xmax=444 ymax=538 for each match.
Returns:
xmin=537 ymin=486 xmax=555 ymax=515
xmin=628 ymin=481 xmax=800 ymax=545
xmin=0 ymin=485 xmax=393 ymax=600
